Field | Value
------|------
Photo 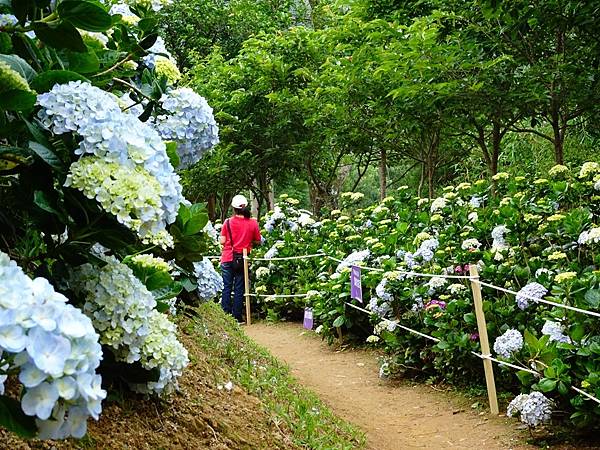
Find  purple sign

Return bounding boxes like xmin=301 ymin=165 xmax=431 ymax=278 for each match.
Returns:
xmin=303 ymin=308 xmax=314 ymax=330
xmin=350 ymin=265 xmax=362 ymax=303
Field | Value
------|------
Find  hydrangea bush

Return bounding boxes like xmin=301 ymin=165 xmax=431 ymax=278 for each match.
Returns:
xmin=252 ymin=163 xmax=600 ymax=429
xmin=0 ymin=0 xmax=216 ymax=439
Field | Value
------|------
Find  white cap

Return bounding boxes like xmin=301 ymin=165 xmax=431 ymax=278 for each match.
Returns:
xmin=231 ymin=194 xmax=248 ymax=209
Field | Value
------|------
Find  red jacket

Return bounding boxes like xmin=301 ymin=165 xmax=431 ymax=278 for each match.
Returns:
xmin=220 ymin=216 xmax=262 ymax=263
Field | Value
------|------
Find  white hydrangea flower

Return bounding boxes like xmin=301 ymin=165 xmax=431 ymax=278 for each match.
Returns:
xmin=469 ymin=196 xmax=482 ymax=208
xmin=430 ymin=197 xmax=447 ymax=212
xmin=193 ymin=258 xmax=224 ymax=301
xmin=153 ymin=88 xmax=219 ymax=169
xmin=507 ymin=391 xmax=553 ymax=427
xmin=448 ymin=283 xmax=467 ymax=295
xmin=37 ymin=81 xmax=184 ymax=243
xmin=0 ymin=14 xmax=18 ymax=27
xmin=541 ymin=320 xmax=569 ymax=343
xmin=255 ymin=267 xmax=270 ymax=279
xmin=142 ymin=36 xmax=173 ymax=68
xmin=461 ymin=238 xmax=481 ymax=251
xmin=515 ymin=282 xmax=547 ymax=310
xmin=336 ymin=249 xmax=370 ymax=272
xmin=367 ymin=297 xmax=391 ymax=319
xmin=0 ymin=252 xmax=104 ymax=439
xmin=427 ymin=276 xmax=447 ymax=292
xmin=578 ymin=227 xmax=600 ymax=245
xmin=493 ymin=329 xmax=523 ymax=359
xmin=70 ymin=257 xmax=188 ymax=395
xmin=375 ymin=277 xmax=393 ymax=302
xmin=578 ymin=162 xmax=599 ymax=178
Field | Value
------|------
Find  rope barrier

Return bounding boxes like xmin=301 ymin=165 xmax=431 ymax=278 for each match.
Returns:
xmin=345 ymin=302 xmax=440 ymax=343
xmin=249 ymin=292 xmax=312 ymax=298
xmin=345 ymin=301 xmax=600 ymax=405
xmin=248 ymin=252 xmax=326 ymax=261
xmin=475 ymin=280 xmax=600 ymax=319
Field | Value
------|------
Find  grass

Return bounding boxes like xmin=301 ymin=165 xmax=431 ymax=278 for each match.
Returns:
xmin=182 ymin=302 xmax=366 ymax=450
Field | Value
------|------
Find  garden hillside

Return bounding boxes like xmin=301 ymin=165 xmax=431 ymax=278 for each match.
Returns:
xmin=1 ymin=302 xmax=365 ymax=449
xmin=251 ymin=162 xmax=600 ymax=431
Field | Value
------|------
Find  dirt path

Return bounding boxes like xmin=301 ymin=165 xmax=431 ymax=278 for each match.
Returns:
xmin=246 ymin=322 xmax=534 ymax=450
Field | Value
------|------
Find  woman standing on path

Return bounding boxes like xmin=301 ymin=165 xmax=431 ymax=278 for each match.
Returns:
xmin=220 ymin=194 xmax=262 ymax=323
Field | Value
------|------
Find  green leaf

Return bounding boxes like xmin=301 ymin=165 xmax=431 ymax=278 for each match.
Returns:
xmin=28 ymin=141 xmax=63 ymax=171
xmin=165 ymin=141 xmax=180 ymax=168
xmin=537 ymin=378 xmax=557 ymax=392
xmin=33 ymin=22 xmax=86 ymax=52
xmin=33 ymin=190 xmax=61 ymax=216
xmin=0 ymin=145 xmax=32 ymax=171
xmin=332 ymin=315 xmax=345 ymax=328
xmin=153 ymin=281 xmax=183 ymax=301
xmin=30 ymin=70 xmax=88 ymax=93
xmin=138 ymin=18 xmax=158 ymax=33
xmin=66 ymin=49 xmax=100 ymax=73
xmin=0 ymin=54 xmax=36 ymax=81
xmin=0 ymin=395 xmax=37 ymax=438
xmin=145 ymin=270 xmax=173 ymax=291
xmin=523 ymin=329 xmax=539 ymax=350
xmin=0 ymin=89 xmax=36 ymax=111
xmin=181 ymin=277 xmax=197 ymax=292
xmin=184 ymin=212 xmax=209 ymax=236
xmin=584 ymin=289 xmax=600 ymax=308
xmin=57 ymin=1 xmax=113 ymax=32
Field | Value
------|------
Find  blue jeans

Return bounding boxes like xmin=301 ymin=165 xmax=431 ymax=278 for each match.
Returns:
xmin=221 ymin=263 xmax=244 ymax=321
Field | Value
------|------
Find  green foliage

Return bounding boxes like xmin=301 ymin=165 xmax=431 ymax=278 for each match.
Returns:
xmin=253 ymin=162 xmax=600 ymax=429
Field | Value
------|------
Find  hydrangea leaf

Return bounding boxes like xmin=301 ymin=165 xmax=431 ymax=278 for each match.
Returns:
xmin=0 ymin=145 xmax=32 ymax=172
xmin=183 ymin=211 xmax=209 ymax=236
xmin=65 ymin=50 xmax=100 ymax=74
xmin=30 ymin=70 xmax=88 ymax=93
xmin=0 ymin=54 xmax=36 ymax=82
xmin=28 ymin=141 xmax=63 ymax=171
xmin=57 ymin=1 xmax=113 ymax=32
xmin=584 ymin=289 xmax=600 ymax=308
xmin=165 ymin=141 xmax=180 ymax=168
xmin=32 ymin=22 xmax=86 ymax=53
xmin=0 ymin=89 xmax=36 ymax=111
xmin=0 ymin=395 xmax=37 ymax=438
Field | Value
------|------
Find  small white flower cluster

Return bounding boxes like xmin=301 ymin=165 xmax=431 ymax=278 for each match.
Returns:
xmin=578 ymin=227 xmax=600 ymax=245
xmin=264 ymin=206 xmax=287 ymax=233
xmin=491 ymin=225 xmax=509 ymax=248
xmin=255 ymin=266 xmax=270 ymax=279
xmin=448 ymin=283 xmax=467 ymax=295
xmin=430 ymin=197 xmax=447 ymax=212
xmin=141 ymin=36 xmax=173 ymax=68
xmin=541 ymin=320 xmax=569 ymax=343
xmin=153 ymin=88 xmax=219 ymax=169
xmin=193 ymin=258 xmax=224 ymax=301
xmin=367 ymin=297 xmax=391 ymax=318
xmin=515 ymin=282 xmax=547 ymax=310
xmin=578 ymin=162 xmax=599 ymax=179
xmin=37 ymin=81 xmax=184 ymax=246
xmin=297 ymin=212 xmax=315 ymax=227
xmin=130 ymin=254 xmax=171 ymax=273
xmin=0 ymin=252 xmax=105 ymax=439
xmin=336 ymin=249 xmax=370 ymax=272
xmin=203 ymin=221 xmax=219 ymax=243
xmin=70 ymin=257 xmax=188 ymax=395
xmin=461 ymin=238 xmax=481 ymax=251
xmin=469 ymin=196 xmax=482 ymax=208
xmin=427 ymin=276 xmax=447 ymax=293
xmin=264 ymin=241 xmax=284 ymax=260
xmin=404 ymin=238 xmax=439 ymax=269
xmin=493 ymin=329 xmax=523 ymax=359
xmin=0 ymin=14 xmax=18 ymax=27
xmin=507 ymin=391 xmax=553 ymax=427
xmin=375 ymin=277 xmax=393 ymax=302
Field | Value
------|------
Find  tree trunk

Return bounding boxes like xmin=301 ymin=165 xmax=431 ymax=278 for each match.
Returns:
xmin=417 ymin=162 xmax=425 ymax=198
xmin=207 ymin=194 xmax=216 ymax=221
xmin=268 ymin=180 xmax=275 ymax=211
xmin=491 ymin=121 xmax=501 ymax=176
xmin=379 ymin=147 xmax=387 ymax=200
xmin=427 ymin=160 xmax=434 ymax=199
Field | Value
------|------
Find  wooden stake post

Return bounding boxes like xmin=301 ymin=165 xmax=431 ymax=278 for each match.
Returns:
xmin=469 ymin=265 xmax=499 ymax=415
xmin=243 ymin=248 xmax=251 ymax=325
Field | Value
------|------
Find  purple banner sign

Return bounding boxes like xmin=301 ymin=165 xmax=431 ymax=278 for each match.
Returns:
xmin=350 ymin=265 xmax=362 ymax=303
xmin=303 ymin=308 xmax=314 ymax=330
